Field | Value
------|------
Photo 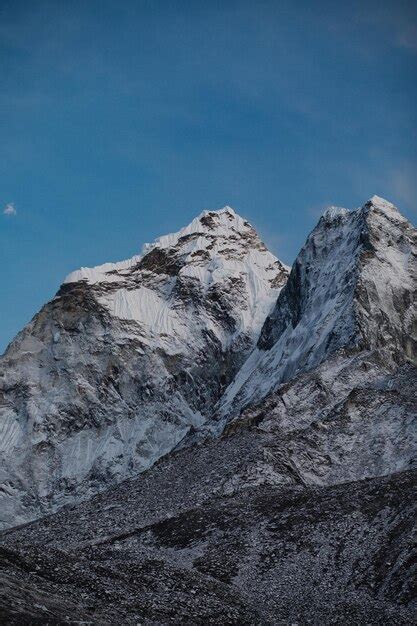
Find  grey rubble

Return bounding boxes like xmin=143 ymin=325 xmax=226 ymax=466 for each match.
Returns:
xmin=1 ymin=465 xmax=415 ymax=624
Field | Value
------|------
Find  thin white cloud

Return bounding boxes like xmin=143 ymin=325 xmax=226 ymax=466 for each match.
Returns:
xmin=396 ymin=23 xmax=417 ymax=53
xmin=390 ymin=165 xmax=417 ymax=213
xmin=3 ymin=203 xmax=17 ymax=216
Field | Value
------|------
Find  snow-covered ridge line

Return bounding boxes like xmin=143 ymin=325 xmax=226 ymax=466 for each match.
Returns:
xmin=320 ymin=195 xmax=407 ymax=225
xmin=64 ymin=206 xmax=255 ymax=285
xmin=61 ymin=205 xmax=286 ymax=345
xmin=141 ymin=205 xmax=246 ymax=253
xmin=321 ymin=206 xmax=350 ymax=221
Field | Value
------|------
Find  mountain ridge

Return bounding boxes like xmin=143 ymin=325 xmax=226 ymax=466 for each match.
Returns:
xmin=0 ymin=196 xmax=415 ymax=532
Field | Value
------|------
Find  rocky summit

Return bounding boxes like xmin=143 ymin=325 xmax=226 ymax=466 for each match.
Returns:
xmin=0 ymin=196 xmax=416 ymax=625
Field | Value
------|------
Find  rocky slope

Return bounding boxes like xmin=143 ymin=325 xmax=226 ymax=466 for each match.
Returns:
xmin=0 ymin=207 xmax=288 ymax=529
xmin=1 ymin=443 xmax=415 ymax=624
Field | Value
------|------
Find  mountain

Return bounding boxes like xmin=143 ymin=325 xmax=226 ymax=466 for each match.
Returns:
xmin=205 ymin=196 xmax=416 ymax=491
xmin=216 ymin=195 xmax=416 ymax=424
xmin=0 ymin=196 xmax=416 ymax=623
xmin=0 ymin=207 xmax=288 ymax=529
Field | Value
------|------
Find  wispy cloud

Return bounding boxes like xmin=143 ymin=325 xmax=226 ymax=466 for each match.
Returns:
xmin=394 ymin=21 xmax=417 ymax=53
xmin=3 ymin=203 xmax=17 ymax=216
xmin=390 ymin=164 xmax=417 ymax=213
xmin=307 ymin=203 xmax=335 ymax=220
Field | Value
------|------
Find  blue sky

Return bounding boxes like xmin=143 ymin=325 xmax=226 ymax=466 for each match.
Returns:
xmin=1 ymin=0 xmax=416 ymax=353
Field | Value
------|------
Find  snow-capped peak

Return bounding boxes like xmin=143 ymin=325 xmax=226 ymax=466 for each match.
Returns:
xmin=321 ymin=196 xmax=406 ymax=226
xmin=0 ymin=205 xmax=289 ymax=528
xmin=365 ymin=195 xmax=409 ymax=223
xmin=63 ymin=206 xmax=288 ymax=349
xmin=321 ymin=206 xmax=350 ymax=222
xmin=215 ymin=195 xmax=415 ymax=424
xmin=64 ymin=206 xmax=255 ymax=285
xmin=141 ymin=206 xmax=248 ymax=255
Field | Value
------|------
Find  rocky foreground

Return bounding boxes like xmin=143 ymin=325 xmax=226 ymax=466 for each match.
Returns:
xmin=1 ymin=463 xmax=415 ymax=624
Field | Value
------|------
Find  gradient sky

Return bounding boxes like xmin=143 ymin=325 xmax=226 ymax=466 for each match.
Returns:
xmin=1 ymin=0 xmax=416 ymax=353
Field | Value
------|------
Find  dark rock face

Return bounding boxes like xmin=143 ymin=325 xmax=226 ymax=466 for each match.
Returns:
xmin=136 ymin=246 xmax=183 ymax=276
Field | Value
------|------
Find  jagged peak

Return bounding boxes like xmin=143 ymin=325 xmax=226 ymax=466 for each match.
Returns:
xmin=364 ymin=195 xmax=409 ymax=224
xmin=314 ymin=196 xmax=410 ymax=238
xmin=321 ymin=205 xmax=350 ymax=222
xmin=218 ymin=195 xmax=415 ymax=423
xmin=64 ymin=206 xmax=273 ymax=285
xmin=319 ymin=195 xmax=410 ymax=224
xmin=142 ymin=205 xmax=249 ymax=255
xmin=215 ymin=205 xmax=236 ymax=214
xmin=368 ymin=194 xmax=395 ymax=208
